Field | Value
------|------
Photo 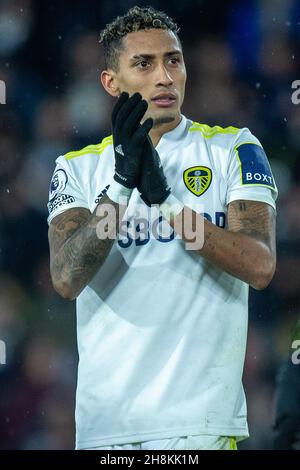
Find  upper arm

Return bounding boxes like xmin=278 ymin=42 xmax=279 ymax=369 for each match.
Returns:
xmin=227 ymin=199 xmax=276 ymax=259
xmin=48 ymin=207 xmax=91 ymax=262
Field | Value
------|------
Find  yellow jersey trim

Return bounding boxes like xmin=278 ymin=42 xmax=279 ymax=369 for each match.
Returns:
xmin=64 ymin=135 xmax=113 ymax=160
xmin=229 ymin=437 xmax=238 ymax=450
xmin=189 ymin=122 xmax=240 ymax=139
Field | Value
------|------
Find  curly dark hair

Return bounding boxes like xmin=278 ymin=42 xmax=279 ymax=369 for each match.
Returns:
xmin=99 ymin=6 xmax=180 ymax=71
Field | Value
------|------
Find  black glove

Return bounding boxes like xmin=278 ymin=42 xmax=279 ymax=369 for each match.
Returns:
xmin=112 ymin=92 xmax=153 ymax=189
xmin=137 ymin=136 xmax=171 ymax=206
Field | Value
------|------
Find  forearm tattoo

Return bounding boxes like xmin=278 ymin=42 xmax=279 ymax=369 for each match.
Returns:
xmin=49 ymin=195 xmax=121 ymax=296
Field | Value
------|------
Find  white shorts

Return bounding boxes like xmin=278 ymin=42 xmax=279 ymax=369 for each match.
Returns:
xmin=84 ymin=435 xmax=237 ymax=450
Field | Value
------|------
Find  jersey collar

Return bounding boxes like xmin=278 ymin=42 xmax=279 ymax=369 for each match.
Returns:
xmin=155 ymin=114 xmax=188 ymax=153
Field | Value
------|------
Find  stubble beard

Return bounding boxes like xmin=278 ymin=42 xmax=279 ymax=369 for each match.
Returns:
xmin=152 ymin=114 xmax=176 ymax=127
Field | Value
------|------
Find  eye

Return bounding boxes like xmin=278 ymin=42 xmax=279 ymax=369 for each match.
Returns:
xmin=169 ymin=57 xmax=180 ymax=65
xmin=136 ymin=60 xmax=150 ymax=69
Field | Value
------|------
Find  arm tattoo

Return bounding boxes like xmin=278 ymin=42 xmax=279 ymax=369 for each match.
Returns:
xmin=228 ymin=199 xmax=276 ymax=255
xmin=49 ymin=195 xmax=121 ymax=297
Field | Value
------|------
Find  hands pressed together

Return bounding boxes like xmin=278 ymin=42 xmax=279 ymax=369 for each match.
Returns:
xmin=110 ymin=91 xmax=171 ymax=206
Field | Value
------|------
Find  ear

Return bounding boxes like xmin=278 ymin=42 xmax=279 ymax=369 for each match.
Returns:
xmin=100 ymin=70 xmax=120 ymax=97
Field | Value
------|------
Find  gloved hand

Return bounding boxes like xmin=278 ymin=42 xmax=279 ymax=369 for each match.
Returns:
xmin=112 ymin=92 xmax=153 ymax=189
xmin=137 ymin=135 xmax=171 ymax=206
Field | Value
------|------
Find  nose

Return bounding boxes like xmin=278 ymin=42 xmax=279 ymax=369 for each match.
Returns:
xmin=155 ymin=63 xmax=173 ymax=87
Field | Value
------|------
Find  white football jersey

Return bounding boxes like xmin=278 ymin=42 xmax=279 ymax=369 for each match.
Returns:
xmin=48 ymin=115 xmax=277 ymax=449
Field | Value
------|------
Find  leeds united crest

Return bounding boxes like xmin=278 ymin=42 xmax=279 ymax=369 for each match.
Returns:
xmin=183 ymin=166 xmax=212 ymax=196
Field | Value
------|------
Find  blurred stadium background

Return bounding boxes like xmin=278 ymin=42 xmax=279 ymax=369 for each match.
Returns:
xmin=0 ymin=0 xmax=300 ymax=450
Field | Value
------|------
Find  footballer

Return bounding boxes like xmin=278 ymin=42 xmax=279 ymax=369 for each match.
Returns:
xmin=48 ymin=6 xmax=277 ymax=450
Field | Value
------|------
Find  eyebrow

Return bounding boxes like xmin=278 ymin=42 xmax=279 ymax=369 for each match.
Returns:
xmin=130 ymin=50 xmax=182 ymax=62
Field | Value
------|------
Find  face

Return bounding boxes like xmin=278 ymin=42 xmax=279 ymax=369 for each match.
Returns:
xmin=103 ymin=28 xmax=187 ymax=129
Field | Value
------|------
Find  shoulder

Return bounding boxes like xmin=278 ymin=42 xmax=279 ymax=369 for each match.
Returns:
xmin=186 ymin=120 xmax=260 ymax=149
xmin=63 ymin=135 xmax=113 ymax=164
xmin=54 ymin=135 xmax=113 ymax=183
xmin=187 ymin=120 xmax=240 ymax=139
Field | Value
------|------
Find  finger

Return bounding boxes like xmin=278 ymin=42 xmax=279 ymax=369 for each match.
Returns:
xmin=140 ymin=117 xmax=153 ymax=134
xmin=115 ymin=92 xmax=143 ymax=129
xmin=131 ymin=119 xmax=153 ymax=148
xmin=124 ymin=99 xmax=148 ymax=136
xmin=111 ymin=92 xmax=129 ymax=126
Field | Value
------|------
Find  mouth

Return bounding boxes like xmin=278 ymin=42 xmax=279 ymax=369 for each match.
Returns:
xmin=151 ymin=93 xmax=177 ymax=108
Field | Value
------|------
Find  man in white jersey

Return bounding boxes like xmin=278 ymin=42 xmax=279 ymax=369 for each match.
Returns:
xmin=48 ymin=6 xmax=277 ymax=450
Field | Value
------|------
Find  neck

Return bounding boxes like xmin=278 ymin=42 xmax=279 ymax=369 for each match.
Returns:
xmin=149 ymin=114 xmax=182 ymax=147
